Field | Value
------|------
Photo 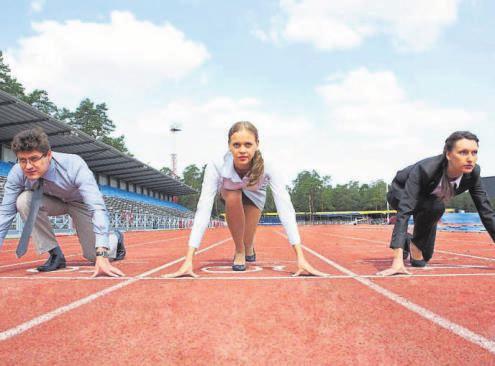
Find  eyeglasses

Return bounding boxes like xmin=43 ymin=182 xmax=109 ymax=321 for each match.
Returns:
xmin=17 ymin=153 xmax=47 ymax=166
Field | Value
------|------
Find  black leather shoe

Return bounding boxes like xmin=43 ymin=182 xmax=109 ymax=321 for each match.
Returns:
xmin=114 ymin=230 xmax=126 ymax=261
xmin=245 ymin=248 xmax=256 ymax=262
xmin=37 ymin=248 xmax=66 ymax=272
xmin=232 ymin=255 xmax=246 ymax=271
xmin=232 ymin=263 xmax=246 ymax=271
xmin=410 ymin=258 xmax=426 ymax=267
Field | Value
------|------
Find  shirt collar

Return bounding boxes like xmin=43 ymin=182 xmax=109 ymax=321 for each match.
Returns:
xmin=41 ymin=157 xmax=57 ymax=182
xmin=221 ymin=152 xmax=244 ymax=183
xmin=450 ymin=174 xmax=463 ymax=189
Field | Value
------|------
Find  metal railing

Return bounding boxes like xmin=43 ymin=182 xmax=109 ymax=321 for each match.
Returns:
xmin=6 ymin=211 xmax=225 ymax=238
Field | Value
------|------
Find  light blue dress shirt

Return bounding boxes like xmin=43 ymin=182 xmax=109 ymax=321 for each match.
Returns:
xmin=0 ymin=152 xmax=110 ymax=249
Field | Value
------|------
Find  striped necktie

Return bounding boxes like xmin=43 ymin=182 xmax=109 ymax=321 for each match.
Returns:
xmin=16 ymin=178 xmax=44 ymax=258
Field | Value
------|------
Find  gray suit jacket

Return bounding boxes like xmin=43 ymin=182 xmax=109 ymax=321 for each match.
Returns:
xmin=389 ymin=155 xmax=495 ymax=248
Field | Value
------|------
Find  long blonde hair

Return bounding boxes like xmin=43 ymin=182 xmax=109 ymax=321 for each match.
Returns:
xmin=228 ymin=121 xmax=264 ymax=187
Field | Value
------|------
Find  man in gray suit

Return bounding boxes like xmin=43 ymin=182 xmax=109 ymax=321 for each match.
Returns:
xmin=0 ymin=127 xmax=125 ymax=277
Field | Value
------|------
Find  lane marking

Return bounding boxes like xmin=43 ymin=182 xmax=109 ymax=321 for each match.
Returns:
xmin=275 ymin=229 xmax=495 ymax=355
xmin=0 ymin=237 xmax=230 ymax=342
xmin=317 ymin=232 xmax=495 ymax=265
xmin=0 ymin=235 xmax=187 ymax=269
xmin=436 ymin=250 xmax=495 ymax=262
xmin=3 ymin=272 xmax=495 ymax=281
xmin=311 ymin=229 xmax=493 ymax=247
xmin=201 ymin=265 xmax=263 ymax=274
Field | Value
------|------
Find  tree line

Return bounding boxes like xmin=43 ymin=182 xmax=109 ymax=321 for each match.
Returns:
xmin=176 ymin=163 xmax=494 ymax=215
xmin=0 ymin=51 xmax=131 ymax=154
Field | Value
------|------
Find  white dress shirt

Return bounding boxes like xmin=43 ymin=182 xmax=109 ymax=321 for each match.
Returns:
xmin=431 ymin=174 xmax=463 ymax=198
xmin=188 ymin=152 xmax=301 ymax=248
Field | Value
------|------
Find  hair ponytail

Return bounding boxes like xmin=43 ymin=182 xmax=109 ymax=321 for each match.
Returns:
xmin=248 ymin=149 xmax=264 ymax=187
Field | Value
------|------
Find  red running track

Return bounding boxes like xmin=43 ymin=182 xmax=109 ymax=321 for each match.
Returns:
xmin=0 ymin=225 xmax=494 ymax=365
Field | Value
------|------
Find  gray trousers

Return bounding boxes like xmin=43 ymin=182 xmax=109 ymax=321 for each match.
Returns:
xmin=16 ymin=191 xmax=117 ymax=261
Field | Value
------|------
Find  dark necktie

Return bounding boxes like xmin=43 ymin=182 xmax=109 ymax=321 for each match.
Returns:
xmin=16 ymin=178 xmax=44 ymax=258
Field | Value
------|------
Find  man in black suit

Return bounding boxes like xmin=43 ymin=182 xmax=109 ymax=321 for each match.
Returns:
xmin=378 ymin=131 xmax=495 ymax=276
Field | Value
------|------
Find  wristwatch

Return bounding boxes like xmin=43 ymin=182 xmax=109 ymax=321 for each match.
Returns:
xmin=95 ymin=247 xmax=109 ymax=258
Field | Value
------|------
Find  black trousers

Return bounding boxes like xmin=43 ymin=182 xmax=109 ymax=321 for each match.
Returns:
xmin=388 ymin=192 xmax=445 ymax=262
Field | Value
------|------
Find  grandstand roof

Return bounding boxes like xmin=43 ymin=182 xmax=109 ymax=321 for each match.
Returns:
xmin=0 ymin=90 xmax=196 ymax=195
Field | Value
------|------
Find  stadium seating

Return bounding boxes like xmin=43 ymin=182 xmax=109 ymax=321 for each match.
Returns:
xmin=0 ymin=161 xmax=14 ymax=177
xmin=100 ymin=185 xmax=190 ymax=215
xmin=0 ymin=164 xmax=193 ymax=227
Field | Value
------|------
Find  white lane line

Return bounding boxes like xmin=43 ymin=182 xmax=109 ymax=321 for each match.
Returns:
xmin=316 ymin=230 xmax=493 ymax=247
xmin=317 ymin=232 xmax=495 ymax=264
xmin=0 ymin=235 xmax=187 ymax=269
xmin=0 ymin=237 xmax=230 ymax=342
xmin=280 ymin=228 xmax=495 ymax=355
xmin=436 ymin=250 xmax=495 ymax=262
xmin=3 ymin=272 xmax=495 ymax=281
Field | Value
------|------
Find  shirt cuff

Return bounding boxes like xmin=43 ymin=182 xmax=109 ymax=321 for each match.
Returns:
xmin=188 ymin=240 xmax=200 ymax=249
xmin=95 ymin=233 xmax=109 ymax=248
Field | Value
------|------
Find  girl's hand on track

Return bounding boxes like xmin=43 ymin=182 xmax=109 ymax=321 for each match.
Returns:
xmin=293 ymin=257 xmax=329 ymax=277
xmin=162 ymin=260 xmax=198 ymax=278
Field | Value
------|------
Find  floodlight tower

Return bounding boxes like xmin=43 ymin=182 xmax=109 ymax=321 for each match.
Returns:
xmin=170 ymin=123 xmax=182 ymax=177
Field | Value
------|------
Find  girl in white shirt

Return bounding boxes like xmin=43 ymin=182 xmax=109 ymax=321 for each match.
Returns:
xmin=165 ymin=121 xmax=326 ymax=277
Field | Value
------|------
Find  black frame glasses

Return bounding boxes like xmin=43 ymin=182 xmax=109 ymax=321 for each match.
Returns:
xmin=17 ymin=153 xmax=47 ymax=166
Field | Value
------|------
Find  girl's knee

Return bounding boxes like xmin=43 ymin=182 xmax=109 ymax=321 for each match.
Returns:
xmin=221 ymin=189 xmax=242 ymax=203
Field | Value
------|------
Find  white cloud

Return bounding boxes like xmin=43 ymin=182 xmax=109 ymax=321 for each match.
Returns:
xmin=123 ymin=96 xmax=318 ymax=186
xmin=316 ymin=68 xmax=488 ymax=182
xmin=115 ymin=68 xmax=491 ymax=186
xmin=257 ymin=0 xmax=461 ymax=52
xmin=30 ymin=0 xmax=45 ymax=13
xmin=5 ymin=11 xmax=210 ymax=107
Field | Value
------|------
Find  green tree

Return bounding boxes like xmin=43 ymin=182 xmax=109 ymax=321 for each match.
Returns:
xmin=367 ymin=180 xmax=387 ymax=210
xmin=448 ymin=192 xmax=476 ymax=211
xmin=331 ymin=183 xmax=354 ymax=211
xmin=264 ymin=186 xmax=276 ymax=212
xmin=67 ymin=98 xmax=132 ymax=155
xmin=160 ymin=166 xmax=174 ymax=176
xmin=290 ymin=170 xmax=330 ymax=213
xmin=54 ymin=107 xmax=74 ymax=124
xmin=177 ymin=164 xmax=204 ymax=211
xmin=69 ymin=99 xmax=116 ymax=138
xmin=0 ymin=51 xmax=25 ymax=98
xmin=22 ymin=89 xmax=58 ymax=116
xmin=101 ymin=135 xmax=132 ymax=156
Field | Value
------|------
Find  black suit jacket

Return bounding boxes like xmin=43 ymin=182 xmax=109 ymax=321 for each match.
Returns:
xmin=389 ymin=155 xmax=495 ymax=248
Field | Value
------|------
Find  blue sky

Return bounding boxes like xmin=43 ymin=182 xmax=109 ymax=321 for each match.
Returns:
xmin=1 ymin=0 xmax=494 ymax=184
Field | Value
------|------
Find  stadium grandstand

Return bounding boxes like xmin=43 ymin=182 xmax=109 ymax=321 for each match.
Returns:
xmin=0 ymin=89 xmax=223 ymax=237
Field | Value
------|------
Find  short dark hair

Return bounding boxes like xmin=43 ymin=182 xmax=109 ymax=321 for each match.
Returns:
xmin=11 ymin=127 xmax=51 ymax=154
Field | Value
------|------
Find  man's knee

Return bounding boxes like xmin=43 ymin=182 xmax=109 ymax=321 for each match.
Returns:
xmin=16 ymin=191 xmax=33 ymax=216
